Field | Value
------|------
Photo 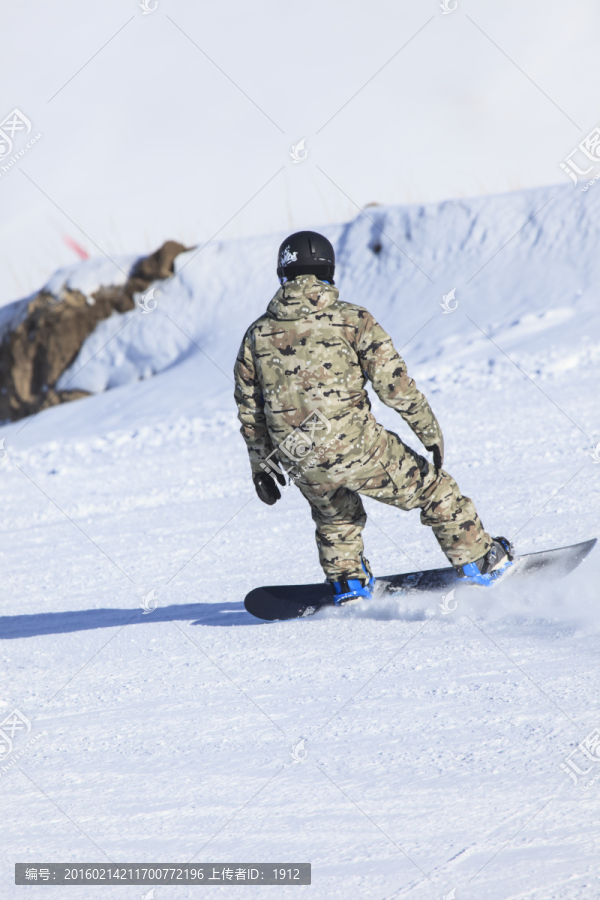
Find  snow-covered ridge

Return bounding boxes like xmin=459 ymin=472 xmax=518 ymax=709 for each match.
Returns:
xmin=0 ymin=256 xmax=139 ymax=345
xmin=56 ymin=183 xmax=600 ymax=398
xmin=43 ymin=255 xmax=139 ymax=304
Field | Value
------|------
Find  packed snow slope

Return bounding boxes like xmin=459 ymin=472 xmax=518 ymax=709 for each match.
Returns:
xmin=1 ymin=184 xmax=600 ymax=900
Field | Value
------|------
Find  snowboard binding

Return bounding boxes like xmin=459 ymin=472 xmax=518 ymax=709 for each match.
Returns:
xmin=330 ymin=558 xmax=376 ymax=605
xmin=457 ymin=536 xmax=514 ymax=586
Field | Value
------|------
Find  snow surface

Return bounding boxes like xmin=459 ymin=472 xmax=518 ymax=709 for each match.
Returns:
xmin=1 ymin=186 xmax=600 ymax=899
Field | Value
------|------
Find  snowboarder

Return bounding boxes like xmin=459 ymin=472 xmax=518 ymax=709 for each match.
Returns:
xmin=234 ymin=231 xmax=513 ymax=604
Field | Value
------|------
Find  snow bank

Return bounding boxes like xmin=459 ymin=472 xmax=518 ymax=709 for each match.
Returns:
xmin=56 ymin=183 xmax=600 ymax=398
xmin=43 ymin=254 xmax=139 ymax=304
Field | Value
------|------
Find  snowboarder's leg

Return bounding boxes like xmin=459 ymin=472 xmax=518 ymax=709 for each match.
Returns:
xmin=357 ymin=431 xmax=492 ymax=568
xmin=417 ymin=471 xmax=492 ymax=567
xmin=295 ymin=481 xmax=372 ymax=582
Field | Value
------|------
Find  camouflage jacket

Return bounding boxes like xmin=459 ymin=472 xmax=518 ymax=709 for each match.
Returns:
xmin=233 ymin=274 xmax=442 ymax=479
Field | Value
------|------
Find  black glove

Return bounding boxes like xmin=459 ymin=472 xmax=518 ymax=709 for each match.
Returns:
xmin=425 ymin=438 xmax=444 ymax=472
xmin=253 ymin=470 xmax=286 ymax=506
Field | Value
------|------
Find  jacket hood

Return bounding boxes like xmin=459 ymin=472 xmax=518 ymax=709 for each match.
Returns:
xmin=266 ymin=274 xmax=339 ymax=321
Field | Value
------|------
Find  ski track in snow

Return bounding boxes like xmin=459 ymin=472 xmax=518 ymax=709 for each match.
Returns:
xmin=1 ymin=187 xmax=600 ymax=899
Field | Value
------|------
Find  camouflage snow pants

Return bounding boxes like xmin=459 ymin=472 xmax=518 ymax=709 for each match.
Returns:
xmin=296 ymin=430 xmax=492 ymax=581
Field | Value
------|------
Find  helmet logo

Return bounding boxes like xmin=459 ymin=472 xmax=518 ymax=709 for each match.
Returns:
xmin=279 ymin=245 xmax=298 ymax=268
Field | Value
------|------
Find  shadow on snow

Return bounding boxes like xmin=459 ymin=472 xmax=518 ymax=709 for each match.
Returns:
xmin=0 ymin=601 xmax=261 ymax=639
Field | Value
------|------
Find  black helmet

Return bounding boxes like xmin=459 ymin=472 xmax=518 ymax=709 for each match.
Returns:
xmin=276 ymin=230 xmax=335 ymax=284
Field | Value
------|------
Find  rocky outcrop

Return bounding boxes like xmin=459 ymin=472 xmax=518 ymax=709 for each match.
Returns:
xmin=0 ymin=240 xmax=187 ymax=421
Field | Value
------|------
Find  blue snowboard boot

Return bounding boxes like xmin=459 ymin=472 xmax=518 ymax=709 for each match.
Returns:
xmin=330 ymin=558 xmax=376 ymax=605
xmin=457 ymin=536 xmax=514 ymax=586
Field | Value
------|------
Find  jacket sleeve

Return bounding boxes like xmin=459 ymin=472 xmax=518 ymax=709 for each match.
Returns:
xmin=355 ymin=311 xmax=443 ymax=449
xmin=233 ymin=329 xmax=275 ymax=474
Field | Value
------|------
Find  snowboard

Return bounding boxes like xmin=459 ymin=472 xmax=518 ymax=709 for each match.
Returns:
xmin=244 ymin=538 xmax=596 ymax=621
